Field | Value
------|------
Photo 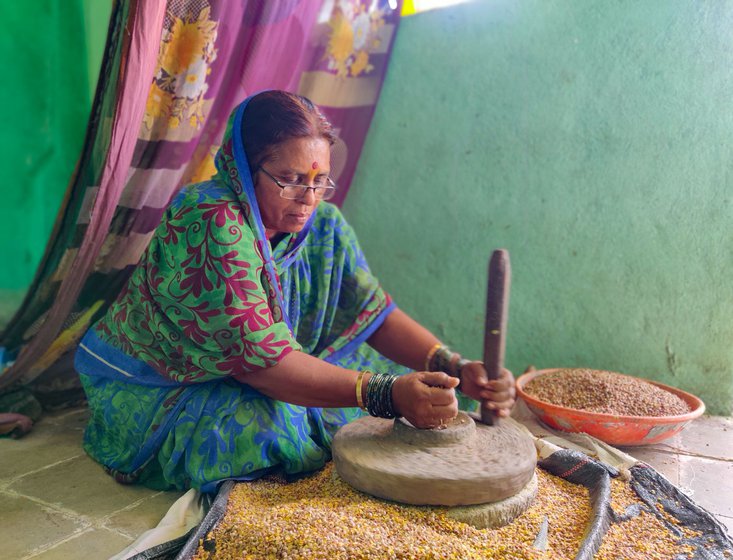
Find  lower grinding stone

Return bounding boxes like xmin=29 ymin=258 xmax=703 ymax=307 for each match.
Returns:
xmin=446 ymin=471 xmax=538 ymax=529
xmin=332 ymin=411 xmax=537 ymax=507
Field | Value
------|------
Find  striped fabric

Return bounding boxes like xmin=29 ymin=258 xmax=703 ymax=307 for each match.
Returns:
xmin=0 ymin=0 xmax=401 ymax=396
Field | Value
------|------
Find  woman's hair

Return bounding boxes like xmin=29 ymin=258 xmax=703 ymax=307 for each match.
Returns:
xmin=241 ymin=90 xmax=336 ymax=174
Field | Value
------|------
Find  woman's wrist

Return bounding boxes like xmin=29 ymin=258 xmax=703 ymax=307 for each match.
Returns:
xmin=355 ymin=371 xmax=369 ymax=410
xmin=363 ymin=372 xmax=399 ymax=418
xmin=425 ymin=344 xmax=474 ymax=392
xmin=426 ymin=344 xmax=465 ymax=377
xmin=424 ymin=342 xmax=442 ymax=371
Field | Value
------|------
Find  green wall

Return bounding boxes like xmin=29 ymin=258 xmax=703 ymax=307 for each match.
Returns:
xmin=1 ymin=2 xmax=85 ymax=291
xmin=0 ymin=1 xmax=111 ymax=325
xmin=344 ymin=0 xmax=733 ymax=415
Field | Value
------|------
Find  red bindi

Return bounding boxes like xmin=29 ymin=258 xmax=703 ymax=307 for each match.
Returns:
xmin=312 ymin=161 xmax=318 ymax=169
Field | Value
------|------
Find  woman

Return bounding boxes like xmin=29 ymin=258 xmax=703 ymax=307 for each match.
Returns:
xmin=75 ymin=91 xmax=515 ymax=492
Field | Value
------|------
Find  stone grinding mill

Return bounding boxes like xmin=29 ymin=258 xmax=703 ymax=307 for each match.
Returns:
xmin=333 ymin=250 xmax=538 ymax=529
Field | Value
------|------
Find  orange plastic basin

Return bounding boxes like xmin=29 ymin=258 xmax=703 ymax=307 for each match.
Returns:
xmin=515 ymin=368 xmax=705 ymax=446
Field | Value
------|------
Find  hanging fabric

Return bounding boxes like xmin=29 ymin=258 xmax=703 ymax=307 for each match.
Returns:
xmin=0 ymin=0 xmax=402 ymax=408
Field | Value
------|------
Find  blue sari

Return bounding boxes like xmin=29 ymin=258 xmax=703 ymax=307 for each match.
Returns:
xmin=75 ymin=96 xmax=407 ymax=491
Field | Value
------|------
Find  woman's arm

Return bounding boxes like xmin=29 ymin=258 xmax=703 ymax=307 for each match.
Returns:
xmin=366 ymin=307 xmax=441 ymax=371
xmin=236 ymin=351 xmax=367 ymax=408
xmin=236 ymin=350 xmax=459 ymax=428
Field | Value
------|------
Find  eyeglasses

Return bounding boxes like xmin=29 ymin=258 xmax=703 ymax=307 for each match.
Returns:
xmin=258 ymin=166 xmax=337 ymax=201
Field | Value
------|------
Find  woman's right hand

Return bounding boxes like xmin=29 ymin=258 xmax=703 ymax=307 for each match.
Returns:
xmin=390 ymin=371 xmax=459 ymax=429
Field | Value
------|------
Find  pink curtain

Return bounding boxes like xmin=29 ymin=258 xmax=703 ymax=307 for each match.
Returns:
xmin=0 ymin=0 xmax=402 ymax=400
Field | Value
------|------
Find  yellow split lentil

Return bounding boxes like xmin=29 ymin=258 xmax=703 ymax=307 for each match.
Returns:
xmin=193 ymin=463 xmax=698 ymax=560
xmin=596 ymin=478 xmax=700 ymax=560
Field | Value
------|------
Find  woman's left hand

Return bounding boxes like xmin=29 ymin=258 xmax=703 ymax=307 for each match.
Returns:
xmin=459 ymin=363 xmax=516 ymax=417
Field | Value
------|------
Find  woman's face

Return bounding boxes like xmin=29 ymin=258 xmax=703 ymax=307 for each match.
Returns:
xmin=254 ymin=136 xmax=331 ymax=239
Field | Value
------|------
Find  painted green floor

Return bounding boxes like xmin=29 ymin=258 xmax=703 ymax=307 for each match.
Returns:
xmin=1 ymin=403 xmax=731 ymax=559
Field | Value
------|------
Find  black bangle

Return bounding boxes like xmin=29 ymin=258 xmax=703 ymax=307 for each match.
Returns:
xmin=365 ymin=373 xmax=399 ymax=419
xmin=429 ymin=345 xmax=468 ymax=380
xmin=430 ymin=345 xmax=453 ymax=373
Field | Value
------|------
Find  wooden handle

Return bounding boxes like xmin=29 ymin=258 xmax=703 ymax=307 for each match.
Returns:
xmin=481 ymin=249 xmax=511 ymax=426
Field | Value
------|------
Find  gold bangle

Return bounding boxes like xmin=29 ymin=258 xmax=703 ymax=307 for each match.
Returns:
xmin=424 ymin=342 xmax=442 ymax=371
xmin=356 ymin=371 xmax=367 ymax=410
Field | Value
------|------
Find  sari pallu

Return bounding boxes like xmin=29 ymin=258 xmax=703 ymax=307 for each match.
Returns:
xmin=75 ymin=96 xmax=408 ymax=491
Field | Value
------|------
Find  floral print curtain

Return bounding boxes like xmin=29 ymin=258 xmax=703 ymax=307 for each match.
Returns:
xmin=0 ymin=0 xmax=401 ymax=406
